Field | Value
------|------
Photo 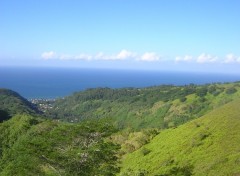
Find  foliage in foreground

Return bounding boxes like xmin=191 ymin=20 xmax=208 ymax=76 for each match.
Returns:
xmin=0 ymin=115 xmax=120 ymax=176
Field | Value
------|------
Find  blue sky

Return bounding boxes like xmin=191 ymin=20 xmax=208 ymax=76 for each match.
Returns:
xmin=1 ymin=0 xmax=240 ymax=73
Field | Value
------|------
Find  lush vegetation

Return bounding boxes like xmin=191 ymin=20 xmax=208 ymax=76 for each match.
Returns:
xmin=119 ymin=99 xmax=240 ymax=175
xmin=0 ymin=89 xmax=40 ymax=122
xmin=0 ymin=115 xmax=120 ymax=175
xmin=47 ymin=82 xmax=240 ymax=130
xmin=1 ymin=82 xmax=240 ymax=175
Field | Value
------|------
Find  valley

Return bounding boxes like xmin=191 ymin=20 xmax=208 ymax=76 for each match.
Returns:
xmin=1 ymin=82 xmax=240 ymax=175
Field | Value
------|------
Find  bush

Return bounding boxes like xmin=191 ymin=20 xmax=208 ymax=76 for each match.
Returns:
xmin=180 ymin=97 xmax=187 ymax=102
xmin=0 ymin=110 xmax=10 ymax=122
xmin=141 ymin=147 xmax=151 ymax=156
xmin=225 ymin=87 xmax=237 ymax=94
xmin=196 ymin=87 xmax=208 ymax=97
xmin=212 ymin=90 xmax=221 ymax=96
xmin=208 ymin=86 xmax=216 ymax=94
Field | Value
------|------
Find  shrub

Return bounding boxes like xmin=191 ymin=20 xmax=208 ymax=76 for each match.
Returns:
xmin=180 ymin=97 xmax=187 ymax=102
xmin=212 ymin=90 xmax=221 ymax=96
xmin=225 ymin=87 xmax=237 ymax=94
xmin=141 ymin=147 xmax=151 ymax=156
xmin=196 ymin=87 xmax=208 ymax=97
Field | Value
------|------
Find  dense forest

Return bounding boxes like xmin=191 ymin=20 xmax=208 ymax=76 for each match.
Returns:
xmin=47 ymin=82 xmax=240 ymax=130
xmin=1 ymin=82 xmax=240 ymax=175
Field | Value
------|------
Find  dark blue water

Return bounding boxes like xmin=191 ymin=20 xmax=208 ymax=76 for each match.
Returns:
xmin=1 ymin=67 xmax=240 ymax=99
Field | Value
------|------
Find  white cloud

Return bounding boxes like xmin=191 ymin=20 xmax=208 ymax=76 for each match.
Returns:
xmin=116 ymin=49 xmax=136 ymax=60
xmin=223 ymin=54 xmax=240 ymax=64
xmin=183 ymin=55 xmax=193 ymax=61
xmin=101 ymin=50 xmax=136 ymax=60
xmin=175 ymin=55 xmax=193 ymax=62
xmin=41 ymin=51 xmax=240 ymax=65
xmin=41 ymin=51 xmax=93 ymax=61
xmin=197 ymin=53 xmax=217 ymax=63
xmin=95 ymin=50 xmax=136 ymax=61
xmin=95 ymin=52 xmax=105 ymax=60
xmin=175 ymin=56 xmax=181 ymax=62
xmin=74 ymin=54 xmax=92 ymax=60
xmin=175 ymin=53 xmax=240 ymax=64
xmin=93 ymin=52 xmax=112 ymax=60
xmin=41 ymin=50 xmax=160 ymax=62
xmin=59 ymin=55 xmax=73 ymax=60
xmin=140 ymin=52 xmax=160 ymax=62
xmin=41 ymin=51 xmax=57 ymax=60
xmin=94 ymin=52 xmax=113 ymax=60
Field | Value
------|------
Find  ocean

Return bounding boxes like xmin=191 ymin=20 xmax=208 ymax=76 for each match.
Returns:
xmin=1 ymin=67 xmax=240 ymax=99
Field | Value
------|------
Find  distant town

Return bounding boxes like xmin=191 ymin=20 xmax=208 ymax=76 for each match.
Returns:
xmin=29 ymin=98 xmax=56 ymax=112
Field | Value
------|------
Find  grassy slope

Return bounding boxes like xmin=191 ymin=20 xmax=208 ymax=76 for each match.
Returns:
xmin=120 ymin=99 xmax=240 ymax=176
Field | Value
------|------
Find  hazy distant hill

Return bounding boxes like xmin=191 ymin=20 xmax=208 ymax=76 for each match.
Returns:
xmin=47 ymin=82 xmax=240 ymax=130
xmin=119 ymin=99 xmax=240 ymax=175
xmin=0 ymin=89 xmax=40 ymax=122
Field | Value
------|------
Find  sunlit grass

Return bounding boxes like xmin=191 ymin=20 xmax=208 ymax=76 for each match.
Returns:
xmin=120 ymin=99 xmax=240 ymax=175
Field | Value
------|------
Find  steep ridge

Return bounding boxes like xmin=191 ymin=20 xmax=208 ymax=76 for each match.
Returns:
xmin=0 ymin=89 xmax=40 ymax=122
xmin=120 ymin=99 xmax=240 ymax=175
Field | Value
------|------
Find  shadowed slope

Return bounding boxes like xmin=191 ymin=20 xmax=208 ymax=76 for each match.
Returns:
xmin=0 ymin=89 xmax=40 ymax=122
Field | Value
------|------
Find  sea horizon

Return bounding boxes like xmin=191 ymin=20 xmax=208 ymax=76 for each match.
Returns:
xmin=1 ymin=66 xmax=240 ymax=99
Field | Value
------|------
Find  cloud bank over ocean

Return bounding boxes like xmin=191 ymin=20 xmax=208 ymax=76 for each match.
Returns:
xmin=41 ymin=50 xmax=240 ymax=65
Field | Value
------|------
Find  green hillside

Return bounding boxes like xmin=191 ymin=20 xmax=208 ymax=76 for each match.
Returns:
xmin=120 ymin=99 xmax=240 ymax=176
xmin=0 ymin=89 xmax=40 ymax=122
xmin=0 ymin=115 xmax=119 ymax=176
xmin=47 ymin=82 xmax=240 ymax=130
xmin=1 ymin=83 xmax=240 ymax=175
